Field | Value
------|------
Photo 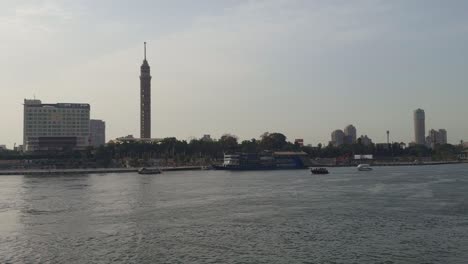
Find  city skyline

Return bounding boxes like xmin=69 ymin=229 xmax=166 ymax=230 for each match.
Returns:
xmin=18 ymin=97 xmax=454 ymax=151
xmin=1 ymin=0 xmax=468 ymax=148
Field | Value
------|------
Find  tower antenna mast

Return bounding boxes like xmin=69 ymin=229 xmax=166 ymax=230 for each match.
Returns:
xmin=144 ymin=42 xmax=146 ymax=60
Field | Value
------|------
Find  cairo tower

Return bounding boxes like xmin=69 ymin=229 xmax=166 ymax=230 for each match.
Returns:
xmin=140 ymin=42 xmax=152 ymax=138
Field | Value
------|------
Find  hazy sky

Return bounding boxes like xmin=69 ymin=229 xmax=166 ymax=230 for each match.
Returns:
xmin=1 ymin=0 xmax=468 ymax=148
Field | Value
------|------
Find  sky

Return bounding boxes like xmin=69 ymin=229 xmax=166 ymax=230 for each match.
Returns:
xmin=1 ymin=0 xmax=468 ymax=148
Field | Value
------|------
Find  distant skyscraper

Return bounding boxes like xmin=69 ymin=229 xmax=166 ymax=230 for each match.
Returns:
xmin=437 ymin=129 xmax=447 ymax=145
xmin=426 ymin=128 xmax=447 ymax=148
xmin=140 ymin=42 xmax=152 ymax=139
xmin=344 ymin=124 xmax=357 ymax=144
xmin=331 ymin=130 xmax=345 ymax=147
xmin=90 ymin=119 xmax=106 ymax=147
xmin=414 ymin=109 xmax=425 ymax=145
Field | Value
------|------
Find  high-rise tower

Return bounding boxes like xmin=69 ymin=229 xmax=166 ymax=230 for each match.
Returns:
xmin=344 ymin=124 xmax=357 ymax=144
xmin=331 ymin=129 xmax=345 ymax=147
xmin=140 ymin=42 xmax=152 ymax=138
xmin=414 ymin=108 xmax=425 ymax=145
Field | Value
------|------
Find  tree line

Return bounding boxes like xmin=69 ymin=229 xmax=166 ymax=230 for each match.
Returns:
xmin=0 ymin=132 xmax=464 ymax=166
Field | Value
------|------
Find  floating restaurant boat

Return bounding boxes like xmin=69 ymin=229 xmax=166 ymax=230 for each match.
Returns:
xmin=213 ymin=152 xmax=310 ymax=171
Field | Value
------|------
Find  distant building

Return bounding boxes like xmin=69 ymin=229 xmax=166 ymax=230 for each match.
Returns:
xmin=414 ymin=109 xmax=425 ymax=145
xmin=426 ymin=130 xmax=436 ymax=148
xmin=359 ymin=135 xmax=373 ymax=146
xmin=438 ymin=129 xmax=447 ymax=144
xmin=14 ymin=145 xmax=24 ymax=152
xmin=294 ymin=139 xmax=304 ymax=147
xmin=0 ymin=145 xmax=7 ymax=151
xmin=90 ymin=119 xmax=106 ymax=147
xmin=426 ymin=129 xmax=448 ymax=148
xmin=460 ymin=150 xmax=468 ymax=160
xmin=375 ymin=143 xmax=390 ymax=149
xmin=200 ymin=134 xmax=213 ymax=142
xmin=23 ymin=99 xmax=90 ymax=152
xmin=331 ymin=130 xmax=345 ymax=147
xmin=343 ymin=125 xmax=357 ymax=144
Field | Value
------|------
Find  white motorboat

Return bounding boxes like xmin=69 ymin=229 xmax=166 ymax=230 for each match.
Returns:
xmin=357 ymin=164 xmax=373 ymax=171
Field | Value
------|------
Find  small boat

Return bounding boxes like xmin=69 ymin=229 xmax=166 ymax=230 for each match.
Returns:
xmin=138 ymin=167 xmax=162 ymax=174
xmin=311 ymin=168 xmax=329 ymax=174
xmin=357 ymin=164 xmax=373 ymax=171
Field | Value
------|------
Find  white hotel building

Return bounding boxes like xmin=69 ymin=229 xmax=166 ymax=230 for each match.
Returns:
xmin=23 ymin=99 xmax=90 ymax=151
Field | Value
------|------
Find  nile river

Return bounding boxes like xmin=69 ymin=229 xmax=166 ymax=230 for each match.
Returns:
xmin=1 ymin=165 xmax=468 ymax=263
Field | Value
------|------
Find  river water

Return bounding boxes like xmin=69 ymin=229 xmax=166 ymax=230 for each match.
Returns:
xmin=1 ymin=165 xmax=468 ymax=263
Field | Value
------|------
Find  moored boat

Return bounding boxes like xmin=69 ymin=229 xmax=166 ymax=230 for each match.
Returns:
xmin=138 ymin=167 xmax=162 ymax=174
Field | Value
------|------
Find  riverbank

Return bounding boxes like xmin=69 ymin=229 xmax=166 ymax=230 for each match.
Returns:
xmin=0 ymin=161 xmax=465 ymax=175
xmin=0 ymin=166 xmax=206 ymax=176
xmin=310 ymin=161 xmax=466 ymax=167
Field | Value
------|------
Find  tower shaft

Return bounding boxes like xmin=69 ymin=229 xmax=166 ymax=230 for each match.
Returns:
xmin=140 ymin=42 xmax=151 ymax=138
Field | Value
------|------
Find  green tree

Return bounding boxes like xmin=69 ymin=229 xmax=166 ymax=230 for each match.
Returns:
xmin=240 ymin=139 xmax=259 ymax=153
xmin=260 ymin=132 xmax=287 ymax=150
xmin=219 ymin=134 xmax=239 ymax=152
